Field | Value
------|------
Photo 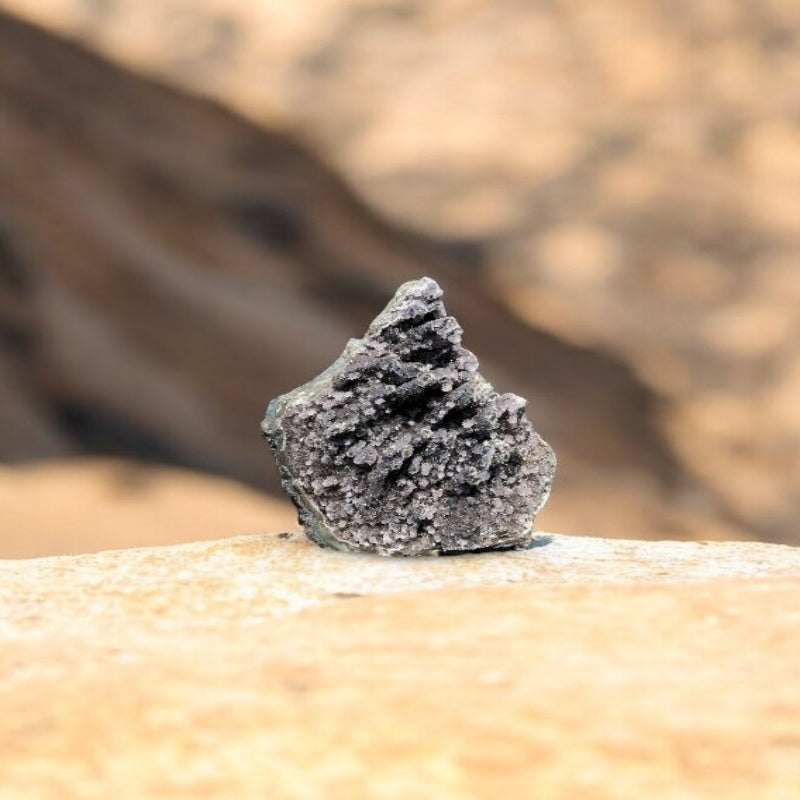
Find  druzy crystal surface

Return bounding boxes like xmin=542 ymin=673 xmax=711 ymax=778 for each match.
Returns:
xmin=261 ymin=277 xmax=555 ymax=556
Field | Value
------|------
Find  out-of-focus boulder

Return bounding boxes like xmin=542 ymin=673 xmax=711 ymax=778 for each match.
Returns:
xmin=0 ymin=458 xmax=297 ymax=559
xmin=3 ymin=0 xmax=797 ymax=543
xmin=0 ymin=11 xmax=731 ymax=545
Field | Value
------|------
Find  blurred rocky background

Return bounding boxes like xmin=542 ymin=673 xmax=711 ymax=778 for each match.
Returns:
xmin=1 ymin=0 xmax=799 ymax=555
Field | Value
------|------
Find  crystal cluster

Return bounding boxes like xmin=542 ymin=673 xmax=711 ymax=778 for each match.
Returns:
xmin=262 ymin=277 xmax=555 ymax=556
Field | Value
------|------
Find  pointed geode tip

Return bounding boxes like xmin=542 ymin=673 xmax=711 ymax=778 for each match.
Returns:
xmin=262 ymin=277 xmax=556 ymax=556
xmin=396 ymin=275 xmax=442 ymax=299
xmin=366 ymin=276 xmax=446 ymax=338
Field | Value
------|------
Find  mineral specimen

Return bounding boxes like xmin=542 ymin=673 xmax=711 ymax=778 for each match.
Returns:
xmin=261 ymin=277 xmax=555 ymax=556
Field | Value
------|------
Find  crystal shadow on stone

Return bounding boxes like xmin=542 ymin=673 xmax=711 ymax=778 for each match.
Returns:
xmin=262 ymin=277 xmax=555 ymax=556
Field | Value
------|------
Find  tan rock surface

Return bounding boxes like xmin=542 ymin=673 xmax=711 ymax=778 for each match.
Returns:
xmin=2 ymin=532 xmax=800 ymax=799
xmin=0 ymin=458 xmax=297 ymax=559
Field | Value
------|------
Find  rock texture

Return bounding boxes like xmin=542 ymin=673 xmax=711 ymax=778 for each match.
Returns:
xmin=1 ymin=532 xmax=800 ymax=799
xmin=263 ymin=277 xmax=555 ymax=555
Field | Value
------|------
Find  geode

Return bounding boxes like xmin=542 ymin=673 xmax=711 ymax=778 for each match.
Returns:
xmin=261 ymin=277 xmax=555 ymax=556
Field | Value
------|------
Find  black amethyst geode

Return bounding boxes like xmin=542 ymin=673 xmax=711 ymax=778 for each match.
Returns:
xmin=261 ymin=277 xmax=555 ymax=556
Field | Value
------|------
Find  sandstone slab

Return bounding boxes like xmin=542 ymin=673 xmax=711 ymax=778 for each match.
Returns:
xmin=1 ymin=532 xmax=800 ymax=799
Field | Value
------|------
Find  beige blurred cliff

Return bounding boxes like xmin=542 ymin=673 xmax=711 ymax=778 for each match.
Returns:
xmin=1 ymin=1 xmax=799 ymax=548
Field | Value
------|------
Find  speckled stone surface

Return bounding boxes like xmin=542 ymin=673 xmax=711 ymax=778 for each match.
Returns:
xmin=2 ymin=532 xmax=800 ymax=800
xmin=262 ymin=278 xmax=555 ymax=555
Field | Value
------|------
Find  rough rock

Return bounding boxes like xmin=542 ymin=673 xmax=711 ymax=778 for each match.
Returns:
xmin=1 ymin=532 xmax=800 ymax=799
xmin=263 ymin=277 xmax=555 ymax=555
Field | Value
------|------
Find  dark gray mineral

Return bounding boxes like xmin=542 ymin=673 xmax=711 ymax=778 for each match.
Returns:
xmin=261 ymin=277 xmax=555 ymax=556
